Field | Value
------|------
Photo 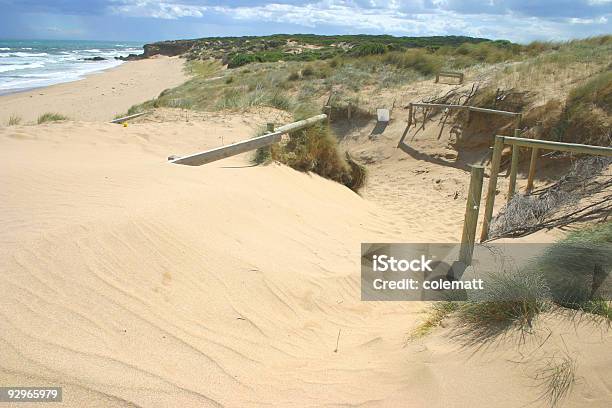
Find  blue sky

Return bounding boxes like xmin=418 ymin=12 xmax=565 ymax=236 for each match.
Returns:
xmin=0 ymin=1 xmax=610 ymax=43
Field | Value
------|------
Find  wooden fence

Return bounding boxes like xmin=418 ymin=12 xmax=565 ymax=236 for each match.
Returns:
xmin=479 ymin=135 xmax=612 ymax=241
xmin=435 ymin=71 xmax=464 ymax=84
xmin=169 ymin=114 xmax=327 ymax=166
xmin=398 ymin=102 xmax=521 ymax=147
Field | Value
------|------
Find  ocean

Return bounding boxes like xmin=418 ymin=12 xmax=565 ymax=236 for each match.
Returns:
xmin=0 ymin=39 xmax=144 ymax=95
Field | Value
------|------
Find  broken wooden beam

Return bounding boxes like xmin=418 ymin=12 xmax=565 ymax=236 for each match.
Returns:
xmin=169 ymin=114 xmax=328 ymax=166
xmin=110 ymin=111 xmax=149 ymax=123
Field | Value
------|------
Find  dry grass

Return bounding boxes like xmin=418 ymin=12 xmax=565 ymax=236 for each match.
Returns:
xmin=7 ymin=114 xmax=22 ymax=126
xmin=490 ymin=156 xmax=611 ymax=238
xmin=535 ymin=354 xmax=577 ymax=407
xmin=555 ymin=70 xmax=611 ymax=146
xmin=491 ymin=36 xmax=611 ymax=104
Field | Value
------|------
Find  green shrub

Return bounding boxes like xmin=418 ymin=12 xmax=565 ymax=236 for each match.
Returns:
xmin=352 ymin=42 xmax=387 ymax=57
xmin=228 ymin=53 xmax=258 ymax=68
xmin=37 ymin=112 xmax=68 ymax=124
xmin=301 ymin=66 xmax=315 ymax=77
xmin=382 ymin=49 xmax=443 ymax=76
xmin=328 ymin=57 xmax=341 ymax=68
xmin=288 ymin=71 xmax=300 ymax=81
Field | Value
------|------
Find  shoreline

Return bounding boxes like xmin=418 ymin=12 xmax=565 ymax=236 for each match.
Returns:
xmin=0 ymin=56 xmax=188 ymax=124
xmin=0 ymin=60 xmax=125 ymax=97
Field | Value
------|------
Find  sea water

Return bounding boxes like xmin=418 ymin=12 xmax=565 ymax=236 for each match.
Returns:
xmin=0 ymin=39 xmax=144 ymax=95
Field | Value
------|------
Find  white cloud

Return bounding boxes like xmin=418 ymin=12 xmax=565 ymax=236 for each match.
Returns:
xmin=568 ymin=15 xmax=608 ymax=24
xmin=110 ymin=1 xmax=208 ymax=19
xmin=208 ymin=2 xmax=477 ymax=35
xmin=107 ymin=1 xmax=612 ymax=41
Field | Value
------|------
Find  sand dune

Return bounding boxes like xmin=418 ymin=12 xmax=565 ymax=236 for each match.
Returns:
xmin=0 ymin=117 xmax=414 ymax=406
xmin=1 ymin=115 xmax=610 ymax=407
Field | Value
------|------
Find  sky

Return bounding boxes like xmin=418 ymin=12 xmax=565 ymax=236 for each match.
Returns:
xmin=0 ymin=0 xmax=610 ymax=43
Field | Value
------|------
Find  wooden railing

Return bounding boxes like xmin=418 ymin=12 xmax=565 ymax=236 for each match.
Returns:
xmin=480 ymin=135 xmax=612 ymax=241
xmin=398 ymin=102 xmax=521 ymax=148
xmin=169 ymin=114 xmax=328 ymax=166
xmin=435 ymin=71 xmax=464 ymax=84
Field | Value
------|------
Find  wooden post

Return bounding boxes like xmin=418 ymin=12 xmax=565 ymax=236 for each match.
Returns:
xmin=514 ymin=114 xmax=522 ymax=135
xmin=459 ymin=165 xmax=485 ymax=265
xmin=435 ymin=74 xmax=439 ymax=83
xmin=398 ymin=103 xmax=413 ymax=147
xmin=507 ymin=128 xmax=520 ymax=198
xmin=407 ymin=103 xmax=413 ymax=129
xmin=526 ymin=122 xmax=542 ymax=193
xmin=480 ymin=136 xmax=504 ymax=242
xmin=347 ymin=103 xmax=352 ymax=121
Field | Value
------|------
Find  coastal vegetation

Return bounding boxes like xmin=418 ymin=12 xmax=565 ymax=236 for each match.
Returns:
xmin=253 ymin=114 xmax=367 ymax=191
xmin=37 ymin=112 xmax=68 ymax=124
xmin=414 ymin=221 xmax=611 ymax=343
xmin=125 ymin=34 xmax=610 ymax=191
xmin=474 ymin=35 xmax=611 ymax=146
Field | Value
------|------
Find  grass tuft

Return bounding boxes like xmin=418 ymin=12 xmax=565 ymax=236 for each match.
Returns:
xmin=457 ymin=267 xmax=551 ymax=332
xmin=253 ymin=112 xmax=366 ymax=191
xmin=410 ymin=302 xmax=459 ymax=339
xmin=535 ymin=354 xmax=577 ymax=408
xmin=37 ymin=112 xmax=68 ymax=124
xmin=7 ymin=114 xmax=22 ymax=126
xmin=534 ymin=222 xmax=612 ymax=318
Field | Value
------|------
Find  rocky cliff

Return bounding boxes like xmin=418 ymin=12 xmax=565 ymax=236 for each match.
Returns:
xmin=118 ymin=39 xmax=196 ymax=60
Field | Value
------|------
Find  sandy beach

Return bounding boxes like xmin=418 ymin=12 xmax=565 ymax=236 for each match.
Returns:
xmin=0 ymin=56 xmax=187 ymax=124
xmin=0 ymin=44 xmax=610 ymax=407
xmin=2 ymin=115 xmax=610 ymax=407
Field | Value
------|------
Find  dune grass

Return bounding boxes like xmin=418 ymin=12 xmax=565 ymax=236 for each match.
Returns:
xmin=413 ymin=222 xmax=611 ymax=344
xmin=7 ymin=114 xmax=22 ymax=126
xmin=184 ymin=59 xmax=220 ymax=77
xmin=535 ymin=354 xmax=577 ymax=408
xmin=461 ymin=36 xmax=611 ymax=146
xmin=37 ymin=112 xmax=68 ymax=124
xmin=553 ymin=70 xmax=611 ymax=146
xmin=252 ymin=106 xmax=367 ymax=191
xmin=410 ymin=301 xmax=459 ymax=339
xmin=534 ymin=222 xmax=612 ymax=317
